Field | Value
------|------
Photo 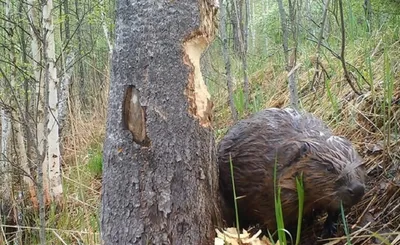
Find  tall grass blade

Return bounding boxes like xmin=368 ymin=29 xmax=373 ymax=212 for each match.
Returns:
xmin=229 ymin=154 xmax=241 ymax=238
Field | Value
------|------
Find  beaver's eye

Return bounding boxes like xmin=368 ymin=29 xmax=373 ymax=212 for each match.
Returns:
xmin=326 ymin=164 xmax=335 ymax=172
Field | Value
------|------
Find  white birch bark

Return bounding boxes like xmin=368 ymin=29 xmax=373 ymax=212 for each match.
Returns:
xmin=43 ymin=0 xmax=63 ymax=202
xmin=15 ymin=122 xmax=37 ymax=208
xmin=0 ymin=109 xmax=12 ymax=245
xmin=27 ymin=0 xmax=45 ymax=154
xmin=99 ymin=0 xmax=113 ymax=55
xmin=28 ymin=0 xmax=50 ymax=206
xmin=0 ymin=109 xmax=12 ymax=209
xmin=28 ymin=1 xmax=47 ymax=243
xmin=1 ymin=0 xmax=13 ymax=226
xmin=58 ymin=53 xmax=74 ymax=135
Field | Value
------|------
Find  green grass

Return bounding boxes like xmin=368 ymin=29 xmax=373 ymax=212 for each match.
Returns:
xmin=273 ymin=154 xmax=288 ymax=245
xmin=295 ymin=174 xmax=305 ymax=245
xmin=340 ymin=202 xmax=351 ymax=245
xmin=228 ymin=154 xmax=241 ymax=238
xmin=87 ymin=147 xmax=103 ymax=177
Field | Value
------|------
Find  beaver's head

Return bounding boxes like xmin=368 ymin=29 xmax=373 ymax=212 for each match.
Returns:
xmin=278 ymin=135 xmax=366 ymax=212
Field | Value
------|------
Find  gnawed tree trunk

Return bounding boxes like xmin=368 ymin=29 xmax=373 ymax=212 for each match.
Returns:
xmin=43 ymin=0 xmax=63 ymax=203
xmin=101 ymin=0 xmax=220 ymax=244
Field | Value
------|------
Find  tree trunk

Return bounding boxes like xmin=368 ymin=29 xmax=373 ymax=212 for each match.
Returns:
xmin=1 ymin=1 xmax=16 ymax=242
xmin=99 ymin=0 xmax=112 ymax=55
xmin=28 ymin=0 xmax=51 ymax=215
xmin=100 ymin=0 xmax=220 ymax=244
xmin=59 ymin=53 xmax=74 ymax=137
xmin=277 ymin=0 xmax=299 ymax=110
xmin=277 ymin=0 xmax=289 ymax=65
xmin=220 ymin=0 xmax=238 ymax=122
xmin=0 ymin=109 xmax=13 ymax=237
xmin=18 ymin=0 xmax=38 ymax=210
xmin=287 ymin=0 xmax=299 ymax=110
xmin=43 ymin=0 xmax=63 ymax=203
xmin=74 ymin=0 xmax=86 ymax=109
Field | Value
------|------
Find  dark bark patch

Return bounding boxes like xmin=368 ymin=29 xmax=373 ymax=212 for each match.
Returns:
xmin=122 ymin=85 xmax=151 ymax=146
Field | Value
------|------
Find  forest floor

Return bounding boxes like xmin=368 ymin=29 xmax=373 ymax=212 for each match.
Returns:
xmin=53 ymin=33 xmax=400 ymax=245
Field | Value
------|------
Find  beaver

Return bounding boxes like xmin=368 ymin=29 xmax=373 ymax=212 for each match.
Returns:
xmin=218 ymin=107 xmax=366 ymax=238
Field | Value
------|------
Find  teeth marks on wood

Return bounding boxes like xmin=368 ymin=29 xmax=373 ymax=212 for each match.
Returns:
xmin=122 ymin=85 xmax=150 ymax=147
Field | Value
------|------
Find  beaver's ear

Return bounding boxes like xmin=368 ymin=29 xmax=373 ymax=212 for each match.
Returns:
xmin=299 ymin=141 xmax=311 ymax=157
xmin=276 ymin=141 xmax=310 ymax=167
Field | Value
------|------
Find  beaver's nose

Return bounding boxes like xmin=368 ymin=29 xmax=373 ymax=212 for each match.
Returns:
xmin=348 ymin=182 xmax=365 ymax=202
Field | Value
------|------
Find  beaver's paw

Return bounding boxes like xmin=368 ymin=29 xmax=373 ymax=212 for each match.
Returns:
xmin=320 ymin=211 xmax=339 ymax=239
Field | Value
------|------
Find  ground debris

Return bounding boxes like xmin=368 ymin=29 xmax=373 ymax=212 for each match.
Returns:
xmin=215 ymin=227 xmax=273 ymax=245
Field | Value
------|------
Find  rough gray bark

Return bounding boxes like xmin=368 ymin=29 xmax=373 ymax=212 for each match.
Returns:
xmin=100 ymin=1 xmax=220 ymax=244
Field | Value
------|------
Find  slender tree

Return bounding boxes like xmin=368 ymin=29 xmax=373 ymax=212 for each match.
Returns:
xmin=220 ymin=0 xmax=238 ymax=121
xmin=232 ymin=0 xmax=250 ymax=109
xmin=311 ymin=0 xmax=330 ymax=89
xmin=0 ymin=1 xmax=16 ymax=242
xmin=43 ymin=0 xmax=63 ymax=203
xmin=277 ymin=0 xmax=300 ymax=109
xmin=338 ymin=0 xmax=361 ymax=95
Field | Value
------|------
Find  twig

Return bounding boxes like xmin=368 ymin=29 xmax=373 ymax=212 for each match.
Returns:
xmin=338 ymin=0 xmax=362 ymax=95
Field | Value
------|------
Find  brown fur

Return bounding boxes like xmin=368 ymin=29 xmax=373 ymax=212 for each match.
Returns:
xmin=218 ymin=108 xmax=366 ymax=233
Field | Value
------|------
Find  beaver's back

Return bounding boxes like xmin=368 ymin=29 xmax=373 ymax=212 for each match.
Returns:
xmin=217 ymin=108 xmax=338 ymax=230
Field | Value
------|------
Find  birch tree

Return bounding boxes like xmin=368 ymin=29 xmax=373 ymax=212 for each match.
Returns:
xmin=42 ymin=0 xmax=63 ymax=204
xmin=0 ymin=109 xmax=12 ymax=243
xmin=101 ymin=0 xmax=220 ymax=243
xmin=0 ymin=1 xmax=16 ymax=242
